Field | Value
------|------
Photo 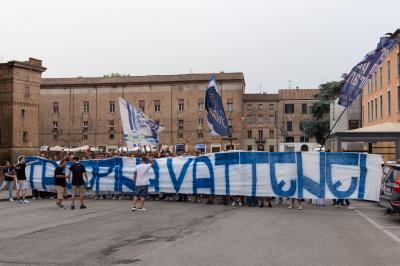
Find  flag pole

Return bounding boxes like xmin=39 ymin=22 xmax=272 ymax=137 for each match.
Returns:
xmin=320 ymin=107 xmax=347 ymax=151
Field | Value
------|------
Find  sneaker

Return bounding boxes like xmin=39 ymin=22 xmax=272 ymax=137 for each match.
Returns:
xmin=267 ymin=202 xmax=272 ymax=208
xmin=132 ymin=207 xmax=136 ymax=211
xmin=334 ymin=204 xmax=338 ymax=208
xmin=299 ymin=206 xmax=303 ymax=210
xmin=71 ymin=205 xmax=75 ymax=210
xmin=288 ymin=205 xmax=293 ymax=209
xmin=58 ymin=204 xmax=65 ymax=209
xmin=9 ymin=198 xmax=14 ymax=202
xmin=138 ymin=208 xmax=147 ymax=212
xmin=23 ymin=199 xmax=30 ymax=204
xmin=80 ymin=204 xmax=87 ymax=209
xmin=231 ymin=201 xmax=236 ymax=206
xmin=238 ymin=201 xmax=242 ymax=207
xmin=32 ymin=197 xmax=36 ymax=200
xmin=118 ymin=196 xmax=122 ymax=200
xmin=112 ymin=196 xmax=116 ymax=200
xmin=347 ymin=205 xmax=355 ymax=210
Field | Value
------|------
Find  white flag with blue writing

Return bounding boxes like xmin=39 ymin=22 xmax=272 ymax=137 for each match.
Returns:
xmin=119 ymin=98 xmax=164 ymax=148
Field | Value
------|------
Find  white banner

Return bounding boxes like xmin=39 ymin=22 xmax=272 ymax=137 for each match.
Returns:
xmin=25 ymin=151 xmax=383 ymax=201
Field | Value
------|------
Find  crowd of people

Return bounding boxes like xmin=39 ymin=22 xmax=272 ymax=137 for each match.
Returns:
xmin=0 ymin=148 xmax=356 ymax=211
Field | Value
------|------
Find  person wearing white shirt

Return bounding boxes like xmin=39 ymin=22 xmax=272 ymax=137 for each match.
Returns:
xmin=132 ymin=157 xmax=154 ymax=212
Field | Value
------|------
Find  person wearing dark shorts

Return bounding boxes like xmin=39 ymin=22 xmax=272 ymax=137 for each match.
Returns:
xmin=66 ymin=156 xmax=89 ymax=209
xmin=54 ymin=160 xmax=67 ymax=208
xmin=132 ymin=157 xmax=154 ymax=212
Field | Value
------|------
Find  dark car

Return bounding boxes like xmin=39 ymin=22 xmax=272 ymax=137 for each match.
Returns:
xmin=379 ymin=164 xmax=400 ymax=213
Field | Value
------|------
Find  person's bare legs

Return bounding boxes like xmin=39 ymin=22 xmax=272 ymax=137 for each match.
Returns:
xmin=71 ymin=186 xmax=77 ymax=207
xmin=79 ymin=186 xmax=84 ymax=206
xmin=22 ymin=188 xmax=26 ymax=200
xmin=133 ymin=196 xmax=138 ymax=208
xmin=140 ymin=197 xmax=145 ymax=208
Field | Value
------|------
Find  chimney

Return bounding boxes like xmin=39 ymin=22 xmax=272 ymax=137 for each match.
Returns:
xmin=28 ymin=58 xmax=42 ymax=67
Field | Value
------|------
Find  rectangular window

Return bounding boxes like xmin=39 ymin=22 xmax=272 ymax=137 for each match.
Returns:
xmin=374 ymin=72 xmax=377 ymax=90
xmin=178 ymin=133 xmax=183 ymax=138
xmin=247 ymin=145 xmax=252 ymax=151
xmin=83 ymin=121 xmax=88 ymax=130
xmin=388 ymin=90 xmax=391 ymax=115
xmin=198 ymin=132 xmax=203 ymax=138
xmin=374 ymin=98 xmax=377 ymax=119
xmin=387 ymin=60 xmax=391 ymax=82
xmin=258 ymin=115 xmax=263 ymax=124
xmin=227 ymin=98 xmax=233 ymax=112
xmin=301 ymin=103 xmax=307 ymax=114
xmin=371 ymin=100 xmax=374 ymax=120
xmin=178 ymin=99 xmax=184 ymax=111
xmin=228 ymin=119 xmax=232 ymax=126
xmin=109 ymin=101 xmax=115 ymax=113
xmin=247 ymin=104 xmax=252 ymax=111
xmin=398 ymin=86 xmax=400 ymax=112
xmin=139 ymin=100 xmax=145 ymax=112
xmin=247 ymin=130 xmax=252 ymax=138
xmin=109 ymin=134 xmax=115 ymax=140
xmin=24 ymin=84 xmax=29 ymax=98
xmin=269 ymin=104 xmax=274 ymax=110
xmin=23 ymin=131 xmax=28 ymax=142
xmin=269 ymin=114 xmax=275 ymax=124
xmin=178 ymin=119 xmax=184 ymax=130
xmin=109 ymin=120 xmax=115 ymax=129
xmin=21 ymin=109 xmax=25 ymax=119
xmin=367 ymin=102 xmax=370 ymax=121
xmin=197 ymin=101 xmax=204 ymax=112
xmin=300 ymin=136 xmax=309 ymax=143
xmin=299 ymin=121 xmax=305 ymax=131
xmin=269 ymin=145 xmax=274 ymax=152
xmin=258 ymin=104 xmax=264 ymax=111
xmin=53 ymin=102 xmax=59 ymax=114
xmin=285 ymin=104 xmax=295 ymax=114
xmin=397 ymin=52 xmax=400 ymax=77
xmin=83 ymin=134 xmax=88 ymax=140
xmin=258 ymin=130 xmax=263 ymax=140
xmin=247 ymin=115 xmax=252 ymax=124
xmin=368 ymin=80 xmax=371 ymax=95
xmin=53 ymin=121 xmax=58 ymax=129
xmin=198 ymin=118 xmax=204 ymax=125
xmin=287 ymin=121 xmax=293 ymax=131
xmin=83 ymin=101 xmax=89 ymax=113
xmin=269 ymin=130 xmax=274 ymax=139
xmin=380 ymin=95 xmax=383 ymax=118
xmin=285 ymin=137 xmax=294 ymax=143
xmin=154 ymin=100 xmax=160 ymax=112
xmin=379 ymin=67 xmax=383 ymax=87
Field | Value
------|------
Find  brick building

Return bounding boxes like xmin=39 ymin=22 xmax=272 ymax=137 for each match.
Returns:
xmin=0 ymin=58 xmax=320 ymax=160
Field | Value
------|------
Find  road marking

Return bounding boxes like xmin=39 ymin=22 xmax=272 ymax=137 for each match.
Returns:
xmin=356 ymin=209 xmax=400 ymax=245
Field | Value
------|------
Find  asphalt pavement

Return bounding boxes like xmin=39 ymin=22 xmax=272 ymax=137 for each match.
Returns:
xmin=0 ymin=197 xmax=399 ymax=266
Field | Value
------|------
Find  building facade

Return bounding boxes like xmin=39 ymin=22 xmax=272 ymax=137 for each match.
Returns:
xmin=0 ymin=58 xmax=321 ymax=160
xmin=277 ymin=89 xmax=320 ymax=151
xmin=39 ymin=73 xmax=245 ymax=154
xmin=0 ymin=58 xmax=46 ymax=161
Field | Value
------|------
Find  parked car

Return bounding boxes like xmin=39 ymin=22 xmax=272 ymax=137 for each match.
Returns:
xmin=379 ymin=164 xmax=400 ymax=213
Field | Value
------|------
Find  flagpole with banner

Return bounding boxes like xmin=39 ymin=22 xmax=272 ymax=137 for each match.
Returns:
xmin=321 ymin=32 xmax=398 ymax=150
xmin=118 ymin=98 xmax=165 ymax=151
xmin=204 ymin=75 xmax=232 ymax=150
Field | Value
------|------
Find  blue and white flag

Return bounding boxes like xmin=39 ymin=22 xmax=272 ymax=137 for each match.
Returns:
xmin=205 ymin=75 xmax=230 ymax=136
xmin=119 ymin=98 xmax=164 ymax=148
xmin=338 ymin=35 xmax=398 ymax=107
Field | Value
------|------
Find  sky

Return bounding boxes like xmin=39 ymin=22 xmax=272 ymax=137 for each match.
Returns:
xmin=1 ymin=0 xmax=399 ymax=93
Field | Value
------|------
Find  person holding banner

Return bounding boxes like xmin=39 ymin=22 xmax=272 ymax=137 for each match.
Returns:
xmin=66 ymin=156 xmax=89 ymax=210
xmin=132 ymin=157 xmax=155 ymax=212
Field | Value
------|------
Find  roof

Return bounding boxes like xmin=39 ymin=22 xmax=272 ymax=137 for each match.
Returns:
xmin=345 ymin=122 xmax=400 ymax=133
xmin=278 ymin=88 xmax=319 ymax=100
xmin=243 ymin=93 xmax=279 ymax=102
xmin=41 ymin=72 xmax=245 ymax=87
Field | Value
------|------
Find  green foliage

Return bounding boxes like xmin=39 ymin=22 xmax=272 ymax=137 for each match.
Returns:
xmin=302 ymin=74 xmax=346 ymax=145
xmin=103 ymin=73 xmax=131 ymax=78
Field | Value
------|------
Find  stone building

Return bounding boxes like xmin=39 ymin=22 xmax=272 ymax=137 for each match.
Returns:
xmin=39 ymin=73 xmax=245 ymax=154
xmin=0 ymin=57 xmax=321 ymax=161
xmin=0 ymin=58 xmax=46 ymax=161
xmin=277 ymin=89 xmax=320 ymax=151
xmin=241 ymin=93 xmax=280 ymax=151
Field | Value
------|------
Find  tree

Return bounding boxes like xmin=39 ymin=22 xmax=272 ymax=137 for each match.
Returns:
xmin=103 ymin=73 xmax=131 ymax=78
xmin=302 ymin=74 xmax=346 ymax=145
